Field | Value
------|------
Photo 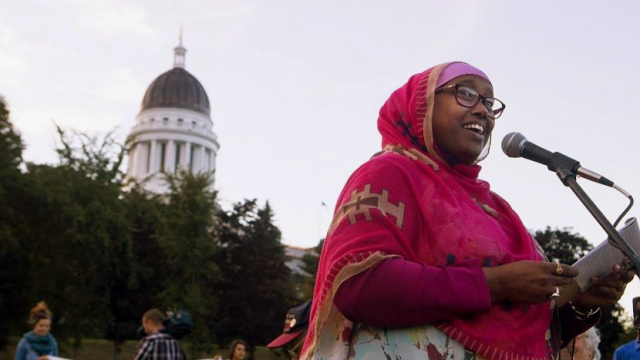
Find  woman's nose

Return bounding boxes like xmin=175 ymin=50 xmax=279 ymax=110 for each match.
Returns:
xmin=471 ymin=100 xmax=489 ymax=117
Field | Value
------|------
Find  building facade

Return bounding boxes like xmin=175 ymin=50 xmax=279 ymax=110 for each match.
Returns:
xmin=127 ymin=39 xmax=219 ymax=193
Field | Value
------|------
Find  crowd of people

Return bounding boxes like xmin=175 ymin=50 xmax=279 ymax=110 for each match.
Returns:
xmin=11 ymin=301 xmax=308 ymax=360
xmin=13 ymin=61 xmax=638 ymax=360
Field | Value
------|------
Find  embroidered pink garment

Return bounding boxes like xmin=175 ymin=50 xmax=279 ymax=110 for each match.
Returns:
xmin=300 ymin=63 xmax=552 ymax=360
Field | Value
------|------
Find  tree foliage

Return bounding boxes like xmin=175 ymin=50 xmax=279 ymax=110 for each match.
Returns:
xmin=533 ymin=227 xmax=593 ymax=265
xmin=299 ymin=239 xmax=323 ymax=300
xmin=0 ymin=95 xmax=26 ymax=349
xmin=213 ymin=200 xmax=297 ymax=358
xmin=0 ymin=95 xmax=297 ymax=358
xmin=15 ymin=127 xmax=134 ymax=349
xmin=157 ymin=170 xmax=220 ymax=354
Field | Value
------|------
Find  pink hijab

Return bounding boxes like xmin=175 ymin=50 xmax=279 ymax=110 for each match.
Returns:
xmin=300 ymin=62 xmax=553 ymax=360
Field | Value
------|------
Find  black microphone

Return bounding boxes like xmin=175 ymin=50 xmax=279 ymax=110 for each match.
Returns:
xmin=501 ymin=132 xmax=614 ymax=187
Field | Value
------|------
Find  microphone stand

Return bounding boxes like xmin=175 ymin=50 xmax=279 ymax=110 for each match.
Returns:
xmin=550 ymin=153 xmax=640 ymax=276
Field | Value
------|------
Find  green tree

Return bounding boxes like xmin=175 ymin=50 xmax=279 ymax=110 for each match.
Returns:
xmin=0 ymin=95 xmax=27 ymax=350
xmin=534 ymin=227 xmax=592 ymax=264
xmin=214 ymin=200 xmax=296 ymax=359
xmin=534 ymin=227 xmax=630 ymax=360
xmin=0 ymin=95 xmax=22 ymax=172
xmin=108 ymin=184 xmax=166 ymax=355
xmin=299 ymin=239 xmax=323 ymax=300
xmin=157 ymin=170 xmax=220 ymax=355
xmin=10 ymin=127 xmax=135 ymax=352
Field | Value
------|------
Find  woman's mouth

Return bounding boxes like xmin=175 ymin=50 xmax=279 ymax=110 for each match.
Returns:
xmin=463 ymin=123 xmax=484 ymax=135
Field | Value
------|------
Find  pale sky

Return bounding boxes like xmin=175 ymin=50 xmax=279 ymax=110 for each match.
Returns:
xmin=3 ymin=0 xmax=640 ymax=316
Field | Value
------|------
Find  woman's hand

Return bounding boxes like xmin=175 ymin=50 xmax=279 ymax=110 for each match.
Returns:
xmin=483 ymin=261 xmax=578 ymax=304
xmin=572 ymin=259 xmax=636 ymax=309
xmin=37 ymin=356 xmax=49 ymax=360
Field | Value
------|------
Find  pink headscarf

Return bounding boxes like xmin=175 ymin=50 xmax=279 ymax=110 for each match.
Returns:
xmin=378 ymin=61 xmax=491 ymax=163
xmin=301 ymin=62 xmax=553 ymax=360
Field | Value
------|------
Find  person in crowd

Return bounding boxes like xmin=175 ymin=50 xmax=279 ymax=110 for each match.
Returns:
xmin=227 ymin=339 xmax=246 ymax=360
xmin=133 ymin=309 xmax=185 ymax=360
xmin=613 ymin=297 xmax=640 ymax=360
xmin=14 ymin=302 xmax=58 ymax=360
xmin=267 ymin=300 xmax=312 ymax=359
xmin=561 ymin=327 xmax=601 ymax=360
xmin=299 ymin=61 xmax=634 ymax=360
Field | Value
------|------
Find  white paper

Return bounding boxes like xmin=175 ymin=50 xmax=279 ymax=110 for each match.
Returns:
xmin=572 ymin=217 xmax=640 ymax=291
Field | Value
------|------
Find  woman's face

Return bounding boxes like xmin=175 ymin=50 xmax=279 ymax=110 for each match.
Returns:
xmin=432 ymin=75 xmax=495 ymax=165
xmin=33 ymin=318 xmax=50 ymax=336
xmin=233 ymin=344 xmax=246 ymax=360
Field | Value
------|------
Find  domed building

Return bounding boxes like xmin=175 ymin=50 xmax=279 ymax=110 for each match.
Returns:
xmin=127 ymin=38 xmax=219 ymax=193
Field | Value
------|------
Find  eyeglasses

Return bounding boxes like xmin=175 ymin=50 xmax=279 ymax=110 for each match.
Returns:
xmin=436 ymin=84 xmax=506 ymax=119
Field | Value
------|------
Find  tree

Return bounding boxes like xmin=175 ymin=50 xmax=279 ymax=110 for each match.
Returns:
xmin=533 ymin=227 xmax=630 ymax=360
xmin=157 ymin=170 xmax=221 ymax=355
xmin=534 ymin=227 xmax=592 ymax=265
xmin=0 ymin=95 xmax=27 ymax=350
xmin=8 ymin=127 xmax=136 ymax=352
xmin=213 ymin=200 xmax=297 ymax=359
xmin=108 ymin=184 xmax=166 ymax=356
xmin=299 ymin=239 xmax=323 ymax=300
xmin=0 ymin=95 xmax=23 ymax=172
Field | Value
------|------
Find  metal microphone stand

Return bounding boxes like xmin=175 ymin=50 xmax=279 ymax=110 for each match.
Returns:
xmin=550 ymin=152 xmax=640 ymax=276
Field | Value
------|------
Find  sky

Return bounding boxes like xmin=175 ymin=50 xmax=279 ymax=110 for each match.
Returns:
xmin=3 ymin=0 xmax=640 ymax=316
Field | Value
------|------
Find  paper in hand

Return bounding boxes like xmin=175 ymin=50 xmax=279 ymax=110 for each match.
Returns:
xmin=572 ymin=217 xmax=640 ymax=292
xmin=556 ymin=217 xmax=639 ymax=306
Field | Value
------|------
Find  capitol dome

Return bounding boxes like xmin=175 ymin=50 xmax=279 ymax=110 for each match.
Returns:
xmin=141 ymin=67 xmax=211 ymax=116
xmin=126 ymin=36 xmax=220 ymax=195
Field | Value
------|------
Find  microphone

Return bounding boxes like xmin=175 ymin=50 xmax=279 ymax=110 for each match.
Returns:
xmin=501 ymin=132 xmax=614 ymax=187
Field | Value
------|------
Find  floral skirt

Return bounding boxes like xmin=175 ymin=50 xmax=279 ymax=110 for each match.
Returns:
xmin=346 ymin=324 xmax=482 ymax=360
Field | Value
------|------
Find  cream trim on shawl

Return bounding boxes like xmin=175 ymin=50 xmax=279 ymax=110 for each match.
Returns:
xmin=300 ymin=251 xmax=399 ymax=360
xmin=382 ymin=144 xmax=439 ymax=171
xmin=423 ymin=62 xmax=451 ymax=159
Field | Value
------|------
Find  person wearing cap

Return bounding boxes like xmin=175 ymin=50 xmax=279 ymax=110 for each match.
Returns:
xmin=268 ymin=301 xmax=311 ymax=359
xmin=299 ymin=62 xmax=634 ymax=360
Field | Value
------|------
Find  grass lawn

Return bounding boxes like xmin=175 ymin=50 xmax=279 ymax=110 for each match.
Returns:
xmin=0 ymin=338 xmax=286 ymax=360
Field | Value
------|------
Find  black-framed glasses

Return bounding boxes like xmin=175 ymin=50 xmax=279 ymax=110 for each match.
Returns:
xmin=436 ymin=84 xmax=506 ymax=119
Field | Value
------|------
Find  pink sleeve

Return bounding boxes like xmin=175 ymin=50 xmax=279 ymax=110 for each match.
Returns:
xmin=334 ymin=257 xmax=492 ymax=326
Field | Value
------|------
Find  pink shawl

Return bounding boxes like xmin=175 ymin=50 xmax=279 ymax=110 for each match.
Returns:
xmin=300 ymin=63 xmax=552 ymax=360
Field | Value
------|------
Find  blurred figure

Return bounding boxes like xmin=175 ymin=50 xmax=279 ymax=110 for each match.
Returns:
xmin=14 ymin=302 xmax=58 ymax=360
xmin=561 ymin=327 xmax=601 ymax=360
xmin=227 ymin=340 xmax=246 ymax=360
xmin=133 ymin=309 xmax=186 ymax=360
xmin=613 ymin=297 xmax=640 ymax=360
xmin=267 ymin=301 xmax=312 ymax=359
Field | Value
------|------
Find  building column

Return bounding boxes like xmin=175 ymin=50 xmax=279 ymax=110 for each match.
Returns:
xmin=135 ymin=142 xmax=147 ymax=176
xmin=149 ymin=140 xmax=158 ymax=174
xmin=127 ymin=146 xmax=135 ymax=175
xmin=199 ymin=146 xmax=206 ymax=173
xmin=204 ymin=149 xmax=211 ymax=172
xmin=166 ymin=140 xmax=176 ymax=174
xmin=191 ymin=145 xmax=201 ymax=173
xmin=181 ymin=142 xmax=190 ymax=170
